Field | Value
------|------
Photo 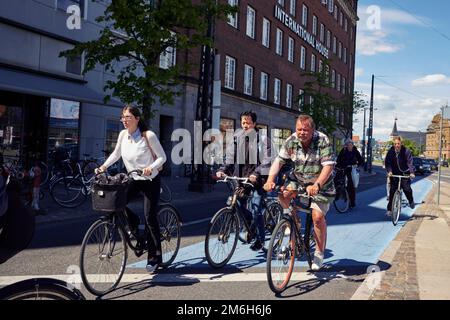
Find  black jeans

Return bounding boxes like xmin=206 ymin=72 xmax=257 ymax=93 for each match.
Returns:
xmin=344 ymin=168 xmax=356 ymax=207
xmin=125 ymin=176 xmax=161 ymax=259
xmin=387 ymin=176 xmax=414 ymax=211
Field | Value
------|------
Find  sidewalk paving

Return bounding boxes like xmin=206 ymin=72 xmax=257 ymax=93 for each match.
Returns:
xmin=352 ymin=179 xmax=450 ymax=300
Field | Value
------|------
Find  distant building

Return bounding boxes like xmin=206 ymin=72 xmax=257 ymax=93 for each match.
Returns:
xmin=425 ymin=114 xmax=450 ymax=161
xmin=389 ymin=118 xmax=426 ymax=154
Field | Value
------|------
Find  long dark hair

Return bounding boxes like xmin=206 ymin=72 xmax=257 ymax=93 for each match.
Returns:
xmin=122 ymin=105 xmax=149 ymax=132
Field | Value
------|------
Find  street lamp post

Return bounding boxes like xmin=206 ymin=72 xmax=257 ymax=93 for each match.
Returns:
xmin=437 ymin=104 xmax=449 ymax=205
xmin=367 ymin=75 xmax=375 ymax=174
xmin=362 ymin=107 xmax=367 ymax=171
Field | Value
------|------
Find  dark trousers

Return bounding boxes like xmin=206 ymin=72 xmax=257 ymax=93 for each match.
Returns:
xmin=344 ymin=169 xmax=356 ymax=207
xmin=387 ymin=176 xmax=414 ymax=211
xmin=125 ymin=176 xmax=161 ymax=259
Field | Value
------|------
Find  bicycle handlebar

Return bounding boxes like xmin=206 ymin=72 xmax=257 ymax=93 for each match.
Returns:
xmin=218 ymin=175 xmax=254 ymax=187
xmin=389 ymin=174 xmax=412 ymax=179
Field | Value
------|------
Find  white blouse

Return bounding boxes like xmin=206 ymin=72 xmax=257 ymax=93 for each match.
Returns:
xmin=103 ymin=129 xmax=167 ymax=180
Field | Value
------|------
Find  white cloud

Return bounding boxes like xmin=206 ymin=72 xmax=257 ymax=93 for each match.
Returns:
xmin=356 ymin=30 xmax=402 ymax=56
xmin=412 ymin=74 xmax=450 ymax=87
xmin=358 ymin=6 xmax=429 ymax=31
xmin=355 ymin=68 xmax=364 ymax=77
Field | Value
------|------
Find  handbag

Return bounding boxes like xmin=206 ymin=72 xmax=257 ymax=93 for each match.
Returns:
xmin=351 ymin=166 xmax=360 ymax=189
xmin=142 ymin=132 xmax=164 ymax=172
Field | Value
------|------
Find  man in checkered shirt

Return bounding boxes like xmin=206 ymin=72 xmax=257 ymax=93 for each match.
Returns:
xmin=264 ymin=114 xmax=335 ymax=271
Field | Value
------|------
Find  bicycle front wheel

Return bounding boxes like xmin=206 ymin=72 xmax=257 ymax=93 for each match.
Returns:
xmin=265 ymin=202 xmax=283 ymax=234
xmin=50 ymin=176 xmax=86 ymax=208
xmin=205 ymin=207 xmax=239 ymax=269
xmin=266 ymin=218 xmax=296 ymax=294
xmin=157 ymin=205 xmax=181 ymax=268
xmin=0 ymin=278 xmax=85 ymax=300
xmin=391 ymin=191 xmax=401 ymax=226
xmin=79 ymin=219 xmax=127 ymax=296
xmin=333 ymin=186 xmax=349 ymax=213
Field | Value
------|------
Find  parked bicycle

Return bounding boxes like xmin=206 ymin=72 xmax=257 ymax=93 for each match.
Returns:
xmin=79 ymin=170 xmax=181 ymax=296
xmin=266 ymin=186 xmax=315 ymax=294
xmin=387 ymin=174 xmax=412 ymax=226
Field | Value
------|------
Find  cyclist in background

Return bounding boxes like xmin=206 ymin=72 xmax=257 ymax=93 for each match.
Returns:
xmin=335 ymin=138 xmax=364 ymax=208
xmin=384 ymin=136 xmax=415 ymax=217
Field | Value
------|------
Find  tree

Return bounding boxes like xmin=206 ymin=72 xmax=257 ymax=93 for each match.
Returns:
xmin=298 ymin=61 xmax=365 ymax=138
xmin=60 ymin=0 xmax=236 ymax=121
xmin=385 ymin=138 xmax=420 ymax=156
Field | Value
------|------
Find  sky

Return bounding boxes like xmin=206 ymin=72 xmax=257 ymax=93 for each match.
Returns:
xmin=354 ymin=0 xmax=450 ymax=141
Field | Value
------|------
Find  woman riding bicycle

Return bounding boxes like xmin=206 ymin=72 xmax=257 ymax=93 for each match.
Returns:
xmin=335 ymin=138 xmax=364 ymax=208
xmin=96 ymin=105 xmax=167 ymax=273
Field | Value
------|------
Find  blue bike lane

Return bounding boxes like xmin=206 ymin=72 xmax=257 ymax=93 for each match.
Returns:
xmin=127 ymin=177 xmax=433 ymax=272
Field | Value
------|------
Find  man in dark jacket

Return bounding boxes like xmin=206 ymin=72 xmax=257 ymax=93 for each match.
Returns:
xmin=216 ymin=111 xmax=272 ymax=251
xmin=336 ymin=138 xmax=364 ymax=208
xmin=384 ymin=136 xmax=415 ymax=216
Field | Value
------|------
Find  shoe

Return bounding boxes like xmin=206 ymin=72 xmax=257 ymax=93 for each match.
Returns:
xmin=409 ymin=202 xmax=415 ymax=209
xmin=250 ymin=239 xmax=264 ymax=251
xmin=311 ymin=251 xmax=324 ymax=271
xmin=146 ymin=256 xmax=162 ymax=273
xmin=386 ymin=210 xmax=392 ymax=217
xmin=245 ymin=231 xmax=255 ymax=244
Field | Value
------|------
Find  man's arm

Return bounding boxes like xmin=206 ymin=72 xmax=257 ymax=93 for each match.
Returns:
xmin=385 ymin=150 xmax=393 ymax=173
xmin=405 ymin=148 xmax=415 ymax=174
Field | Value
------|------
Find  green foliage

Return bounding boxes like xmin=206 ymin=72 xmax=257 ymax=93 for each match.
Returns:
xmin=60 ymin=0 xmax=237 ymax=120
xmin=385 ymin=138 xmax=420 ymax=156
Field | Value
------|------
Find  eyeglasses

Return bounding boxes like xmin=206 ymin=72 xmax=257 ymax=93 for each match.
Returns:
xmin=120 ymin=115 xmax=134 ymax=121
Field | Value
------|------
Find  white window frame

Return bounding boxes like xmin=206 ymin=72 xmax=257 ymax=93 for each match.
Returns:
xmin=328 ymin=0 xmax=334 ymax=13
xmin=342 ymin=77 xmax=346 ymax=94
xmin=246 ymin=6 xmax=256 ymax=39
xmin=288 ymin=37 xmax=295 ymax=62
xmin=276 ymin=28 xmax=283 ymax=56
xmin=274 ymin=78 xmax=281 ymax=105
xmin=299 ymin=89 xmax=305 ymax=110
xmin=286 ymin=83 xmax=293 ymax=108
xmin=310 ymin=54 xmax=316 ymax=73
xmin=260 ymin=72 xmax=268 ymax=100
xmin=338 ymin=41 xmax=342 ymax=59
xmin=159 ymin=31 xmax=177 ymax=69
xmin=331 ymin=69 xmax=336 ymax=89
xmin=344 ymin=47 xmax=347 ymax=64
xmin=312 ymin=15 xmax=317 ymax=35
xmin=334 ymin=5 xmax=338 ymax=20
xmin=225 ymin=55 xmax=236 ymax=90
xmin=290 ymin=0 xmax=296 ymax=16
xmin=345 ymin=18 xmax=348 ymax=32
xmin=319 ymin=60 xmax=323 ymax=73
xmin=337 ymin=73 xmax=341 ymax=92
xmin=302 ymin=4 xmax=308 ymax=27
xmin=262 ymin=18 xmax=271 ymax=48
xmin=326 ymin=30 xmax=331 ymax=48
xmin=300 ymin=46 xmax=306 ymax=70
xmin=320 ymin=24 xmax=325 ymax=43
xmin=333 ymin=36 xmax=337 ymax=54
xmin=340 ymin=11 xmax=344 ymax=27
xmin=278 ymin=0 xmax=285 ymax=6
xmin=244 ymin=64 xmax=254 ymax=95
xmin=227 ymin=0 xmax=238 ymax=28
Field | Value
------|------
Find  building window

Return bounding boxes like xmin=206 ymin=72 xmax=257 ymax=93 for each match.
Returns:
xmin=260 ymin=72 xmax=269 ymax=100
xmin=312 ymin=15 xmax=318 ymax=35
xmin=300 ymin=46 xmax=306 ymax=70
xmin=227 ymin=0 xmax=238 ymax=28
xmin=310 ymin=54 xmax=316 ymax=72
xmin=286 ymin=83 xmax=293 ymax=108
xmin=225 ymin=55 xmax=236 ymax=90
xmin=273 ymin=128 xmax=292 ymax=153
xmin=48 ymin=98 xmax=80 ymax=155
xmin=262 ymin=18 xmax=271 ymax=48
xmin=276 ymin=28 xmax=283 ymax=56
xmin=318 ymin=60 xmax=323 ymax=73
xmin=328 ymin=0 xmax=334 ymax=13
xmin=343 ymin=47 xmax=347 ymax=64
xmin=345 ymin=18 xmax=348 ymax=32
xmin=333 ymin=36 xmax=337 ymax=54
xmin=66 ymin=55 xmax=82 ymax=75
xmin=244 ymin=64 xmax=254 ymax=95
xmin=274 ymin=78 xmax=281 ymax=105
xmin=340 ymin=11 xmax=344 ymax=27
xmin=246 ymin=6 xmax=256 ymax=39
xmin=56 ymin=0 xmax=86 ymax=19
xmin=320 ymin=24 xmax=325 ymax=43
xmin=302 ymin=4 xmax=308 ymax=27
xmin=334 ymin=5 xmax=338 ymax=20
xmin=288 ymin=37 xmax=295 ymax=62
xmin=342 ymin=77 xmax=346 ymax=94
xmin=331 ymin=69 xmax=336 ymax=89
xmin=338 ymin=41 xmax=342 ymax=60
xmin=290 ymin=0 xmax=296 ymax=16
xmin=326 ymin=30 xmax=331 ymax=48
xmin=299 ymin=89 xmax=305 ymax=111
xmin=337 ymin=73 xmax=341 ymax=92
xmin=277 ymin=0 xmax=285 ymax=6
xmin=159 ymin=36 xmax=176 ymax=69
xmin=105 ymin=119 xmax=122 ymax=155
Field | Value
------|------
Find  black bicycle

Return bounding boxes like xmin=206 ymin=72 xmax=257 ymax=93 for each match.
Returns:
xmin=266 ymin=188 xmax=314 ymax=294
xmin=0 ymin=278 xmax=85 ymax=300
xmin=333 ymin=166 xmax=353 ymax=213
xmin=79 ymin=170 xmax=182 ymax=296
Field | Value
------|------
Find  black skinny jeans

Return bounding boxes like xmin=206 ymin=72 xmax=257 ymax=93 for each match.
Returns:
xmin=387 ymin=176 xmax=414 ymax=211
xmin=125 ymin=176 xmax=161 ymax=259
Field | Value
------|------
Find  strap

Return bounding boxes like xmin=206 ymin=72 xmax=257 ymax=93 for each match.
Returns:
xmin=141 ymin=131 xmax=157 ymax=160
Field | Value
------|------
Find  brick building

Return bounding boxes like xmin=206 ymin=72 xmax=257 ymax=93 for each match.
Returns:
xmin=425 ymin=114 xmax=450 ymax=161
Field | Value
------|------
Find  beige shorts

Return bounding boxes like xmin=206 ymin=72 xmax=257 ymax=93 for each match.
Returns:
xmin=310 ymin=201 xmax=330 ymax=216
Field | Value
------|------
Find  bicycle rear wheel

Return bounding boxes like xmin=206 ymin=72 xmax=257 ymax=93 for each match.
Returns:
xmin=0 ymin=278 xmax=85 ymax=300
xmin=333 ymin=186 xmax=349 ymax=213
xmin=205 ymin=207 xmax=239 ymax=269
xmin=157 ymin=205 xmax=181 ymax=268
xmin=159 ymin=180 xmax=172 ymax=203
xmin=50 ymin=176 xmax=86 ymax=208
xmin=79 ymin=219 xmax=127 ymax=296
xmin=266 ymin=218 xmax=296 ymax=294
xmin=391 ymin=191 xmax=401 ymax=226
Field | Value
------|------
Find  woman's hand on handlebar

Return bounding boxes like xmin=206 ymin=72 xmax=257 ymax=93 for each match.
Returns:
xmin=142 ymin=166 xmax=153 ymax=176
xmin=95 ymin=166 xmax=106 ymax=174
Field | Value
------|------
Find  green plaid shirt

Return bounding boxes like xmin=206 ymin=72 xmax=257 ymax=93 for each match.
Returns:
xmin=277 ymin=131 xmax=336 ymax=202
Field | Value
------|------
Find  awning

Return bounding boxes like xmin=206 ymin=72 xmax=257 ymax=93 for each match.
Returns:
xmin=0 ymin=67 xmax=122 ymax=107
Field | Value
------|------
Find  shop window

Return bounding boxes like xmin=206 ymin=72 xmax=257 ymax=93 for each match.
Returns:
xmin=0 ymin=104 xmax=23 ymax=162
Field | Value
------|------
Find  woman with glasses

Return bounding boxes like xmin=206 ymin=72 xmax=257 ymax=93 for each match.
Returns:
xmin=96 ymin=105 xmax=166 ymax=273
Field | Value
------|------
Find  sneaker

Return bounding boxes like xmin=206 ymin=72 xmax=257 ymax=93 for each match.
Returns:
xmin=386 ymin=210 xmax=392 ymax=217
xmin=146 ymin=256 xmax=162 ymax=273
xmin=409 ymin=202 xmax=415 ymax=209
xmin=311 ymin=251 xmax=324 ymax=271
xmin=250 ymin=239 xmax=264 ymax=251
xmin=245 ymin=232 xmax=255 ymax=244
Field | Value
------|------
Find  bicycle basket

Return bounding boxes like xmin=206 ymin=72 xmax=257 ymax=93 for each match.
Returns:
xmin=91 ymin=173 xmax=130 ymax=212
